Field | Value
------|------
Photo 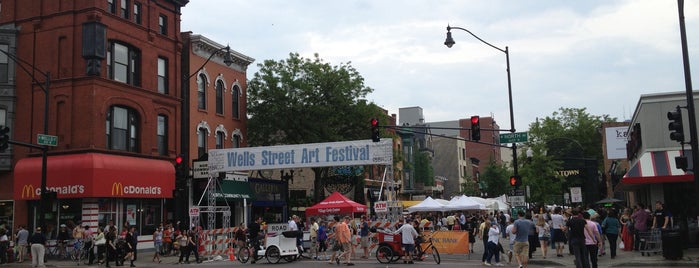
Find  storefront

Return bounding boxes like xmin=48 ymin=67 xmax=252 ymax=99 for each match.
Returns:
xmin=13 ymin=153 xmax=174 ymax=237
xmin=249 ymin=178 xmax=287 ymax=223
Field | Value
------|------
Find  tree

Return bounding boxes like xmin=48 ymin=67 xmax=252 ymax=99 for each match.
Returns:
xmin=479 ymin=160 xmax=510 ymax=198
xmin=522 ymin=107 xmax=616 ymax=205
xmin=247 ymin=52 xmax=386 ymax=202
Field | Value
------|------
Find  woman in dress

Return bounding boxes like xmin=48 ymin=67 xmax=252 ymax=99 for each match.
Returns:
xmin=620 ymin=208 xmax=634 ymax=251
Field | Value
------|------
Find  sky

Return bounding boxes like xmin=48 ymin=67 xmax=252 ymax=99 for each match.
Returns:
xmin=181 ymin=0 xmax=699 ymax=132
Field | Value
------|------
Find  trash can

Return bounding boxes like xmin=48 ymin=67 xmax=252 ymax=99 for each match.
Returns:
xmin=662 ymin=230 xmax=683 ymax=260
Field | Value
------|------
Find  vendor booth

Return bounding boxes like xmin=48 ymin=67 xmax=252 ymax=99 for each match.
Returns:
xmin=305 ymin=192 xmax=367 ymax=216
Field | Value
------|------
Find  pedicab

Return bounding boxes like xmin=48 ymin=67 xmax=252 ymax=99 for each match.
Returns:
xmin=375 ymin=229 xmax=441 ymax=264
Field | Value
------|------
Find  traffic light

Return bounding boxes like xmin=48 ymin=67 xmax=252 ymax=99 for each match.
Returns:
xmin=175 ymin=154 xmax=185 ymax=179
xmin=470 ymin=116 xmax=480 ymax=141
xmin=371 ymin=118 xmax=380 ymax=142
xmin=0 ymin=126 xmax=9 ymax=152
xmin=667 ymin=106 xmax=684 ymax=143
xmin=509 ymin=175 xmax=522 ymax=188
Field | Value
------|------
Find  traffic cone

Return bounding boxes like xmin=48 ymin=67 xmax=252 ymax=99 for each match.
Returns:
xmin=229 ymin=247 xmax=235 ymax=261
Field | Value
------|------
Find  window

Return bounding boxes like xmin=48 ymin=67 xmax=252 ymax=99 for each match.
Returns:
xmin=0 ymin=109 xmax=6 ymax=126
xmin=106 ymin=106 xmax=139 ymax=152
xmin=231 ymin=85 xmax=240 ymax=119
xmin=107 ymin=0 xmax=116 ymax=14
xmin=107 ymin=41 xmax=140 ymax=86
xmin=215 ymin=80 xmax=224 ymax=114
xmin=157 ymin=57 xmax=167 ymax=94
xmin=197 ymin=128 xmax=207 ymax=158
xmin=158 ymin=15 xmax=167 ymax=35
xmin=197 ymin=74 xmax=206 ymax=109
xmin=157 ymin=115 xmax=167 ymax=155
xmin=0 ymin=44 xmax=8 ymax=83
xmin=233 ymin=134 xmax=241 ymax=148
xmin=215 ymin=132 xmax=224 ymax=149
xmin=120 ymin=0 xmax=129 ymax=19
xmin=133 ymin=2 xmax=141 ymax=24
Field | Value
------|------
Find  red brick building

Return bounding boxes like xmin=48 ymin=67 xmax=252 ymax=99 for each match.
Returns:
xmin=0 ymin=0 xmax=187 ymax=235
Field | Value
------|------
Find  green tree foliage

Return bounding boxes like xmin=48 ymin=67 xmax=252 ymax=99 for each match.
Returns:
xmin=480 ymin=161 xmax=510 ymax=198
xmin=522 ymin=107 xmax=616 ymax=205
xmin=413 ymin=151 xmax=434 ymax=186
xmin=247 ymin=52 xmax=387 ymax=202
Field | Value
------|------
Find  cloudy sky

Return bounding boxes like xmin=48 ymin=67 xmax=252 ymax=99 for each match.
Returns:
xmin=181 ymin=0 xmax=698 ymax=132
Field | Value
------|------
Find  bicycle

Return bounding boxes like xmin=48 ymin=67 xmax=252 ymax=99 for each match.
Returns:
xmin=414 ymin=236 xmax=441 ymax=264
xmin=237 ymin=236 xmax=264 ymax=264
xmin=70 ymin=239 xmax=90 ymax=265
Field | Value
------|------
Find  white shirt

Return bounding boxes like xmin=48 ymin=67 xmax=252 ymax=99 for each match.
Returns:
xmin=505 ymin=224 xmax=516 ymax=244
xmin=488 ymin=225 xmax=500 ymax=244
xmin=394 ymin=224 xmax=418 ymax=245
xmin=288 ymin=220 xmax=298 ymax=231
xmin=551 ymin=214 xmax=565 ymax=229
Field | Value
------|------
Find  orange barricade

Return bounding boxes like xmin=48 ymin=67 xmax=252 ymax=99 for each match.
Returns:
xmin=429 ymin=231 xmax=470 ymax=254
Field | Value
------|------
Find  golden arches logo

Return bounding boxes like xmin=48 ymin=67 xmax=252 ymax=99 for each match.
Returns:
xmin=21 ymin=185 xmax=35 ymax=199
xmin=111 ymin=182 xmax=124 ymax=196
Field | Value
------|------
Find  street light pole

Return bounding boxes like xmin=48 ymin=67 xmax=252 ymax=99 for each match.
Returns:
xmin=179 ymin=39 xmax=233 ymax=224
xmin=444 ymin=25 xmax=519 ymax=177
xmin=0 ymin=49 xmax=50 ymax=229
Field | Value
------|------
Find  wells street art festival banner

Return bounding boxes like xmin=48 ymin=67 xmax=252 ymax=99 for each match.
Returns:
xmin=208 ymin=139 xmax=393 ymax=173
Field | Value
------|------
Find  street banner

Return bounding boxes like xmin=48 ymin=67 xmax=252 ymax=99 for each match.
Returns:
xmin=430 ymin=231 xmax=470 ymax=254
xmin=208 ymin=139 xmax=393 ymax=173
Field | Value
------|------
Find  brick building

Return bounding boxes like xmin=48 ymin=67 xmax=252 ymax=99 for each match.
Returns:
xmin=0 ymin=0 xmax=188 ymax=236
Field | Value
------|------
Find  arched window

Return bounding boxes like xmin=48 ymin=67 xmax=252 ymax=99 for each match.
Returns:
xmin=197 ymin=127 xmax=208 ymax=158
xmin=231 ymin=85 xmax=240 ymax=119
xmin=215 ymin=80 xmax=224 ymax=114
xmin=233 ymin=134 xmax=241 ymax=148
xmin=197 ymin=74 xmax=207 ymax=110
xmin=106 ymin=105 xmax=140 ymax=152
xmin=215 ymin=131 xmax=225 ymax=149
xmin=157 ymin=114 xmax=168 ymax=155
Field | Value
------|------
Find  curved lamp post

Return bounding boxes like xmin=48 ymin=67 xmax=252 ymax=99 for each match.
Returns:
xmin=444 ymin=25 xmax=518 ymax=177
xmin=179 ymin=43 xmax=233 ymax=223
xmin=0 ymin=48 xmax=51 ymax=229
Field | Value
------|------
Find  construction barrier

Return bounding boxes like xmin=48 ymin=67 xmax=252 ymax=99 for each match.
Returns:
xmin=198 ymin=227 xmax=238 ymax=259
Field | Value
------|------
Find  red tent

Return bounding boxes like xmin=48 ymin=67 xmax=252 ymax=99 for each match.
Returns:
xmin=305 ymin=192 xmax=367 ymax=215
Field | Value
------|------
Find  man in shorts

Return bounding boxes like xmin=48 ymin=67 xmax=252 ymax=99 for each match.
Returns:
xmin=511 ymin=210 xmax=533 ymax=268
xmin=394 ymin=218 xmax=418 ymax=264
xmin=359 ymin=216 xmax=370 ymax=259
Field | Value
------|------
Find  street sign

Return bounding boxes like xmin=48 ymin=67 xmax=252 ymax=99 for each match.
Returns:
xmin=509 ymin=189 xmax=525 ymax=196
xmin=374 ymin=201 xmax=388 ymax=213
xmin=37 ymin=134 xmax=58 ymax=146
xmin=509 ymin=196 xmax=526 ymax=207
xmin=192 ymin=161 xmax=208 ymax=179
xmin=499 ymin=132 xmax=528 ymax=143
xmin=188 ymin=206 xmax=200 ymax=217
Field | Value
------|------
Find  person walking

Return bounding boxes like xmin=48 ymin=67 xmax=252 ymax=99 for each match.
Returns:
xmin=565 ymin=209 xmax=590 ymax=268
xmin=309 ymin=217 xmax=319 ymax=260
xmin=93 ymin=227 xmax=106 ymax=265
xmin=631 ymin=203 xmax=650 ymax=251
xmin=511 ymin=210 xmax=533 ymax=268
xmin=176 ymin=231 xmax=189 ymax=264
xmin=550 ymin=207 xmax=567 ymax=257
xmin=620 ymin=208 xmax=633 ymax=251
xmin=15 ymin=225 xmax=29 ymax=263
xmin=124 ymin=227 xmax=136 ymax=267
xmin=535 ymin=216 xmax=550 ymax=259
xmin=358 ymin=216 xmax=370 ymax=259
xmin=29 ymin=227 xmax=47 ymax=268
xmin=317 ymin=221 xmax=328 ymax=261
xmin=105 ymin=227 xmax=118 ymax=267
xmin=152 ymin=226 xmax=163 ymax=263
xmin=336 ymin=216 xmax=354 ymax=266
xmin=186 ymin=227 xmax=201 ymax=264
xmin=601 ymin=210 xmax=621 ymax=259
xmin=484 ymin=221 xmax=504 ymax=266
xmin=583 ymin=212 xmax=603 ymax=268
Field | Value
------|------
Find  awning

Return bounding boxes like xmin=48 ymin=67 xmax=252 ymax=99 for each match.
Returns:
xmin=14 ymin=153 xmax=174 ymax=200
xmin=401 ymin=201 xmax=421 ymax=208
xmin=214 ymin=180 xmax=255 ymax=200
xmin=621 ymin=150 xmax=692 ymax=185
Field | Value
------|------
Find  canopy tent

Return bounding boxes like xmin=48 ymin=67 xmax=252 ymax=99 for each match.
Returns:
xmin=406 ymin=197 xmax=447 ymax=213
xmin=445 ymin=195 xmax=485 ymax=211
xmin=305 ymin=192 xmax=367 ymax=215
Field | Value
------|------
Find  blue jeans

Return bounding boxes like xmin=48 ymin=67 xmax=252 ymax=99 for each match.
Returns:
xmin=485 ymin=241 xmax=500 ymax=264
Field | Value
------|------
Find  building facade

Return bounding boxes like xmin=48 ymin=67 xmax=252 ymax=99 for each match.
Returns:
xmin=0 ymin=0 xmax=188 ymax=237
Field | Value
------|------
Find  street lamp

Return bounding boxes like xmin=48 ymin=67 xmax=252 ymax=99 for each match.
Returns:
xmin=444 ymin=25 xmax=519 ymax=177
xmin=0 ymin=48 xmax=51 ymax=229
xmin=178 ymin=42 xmax=233 ymax=224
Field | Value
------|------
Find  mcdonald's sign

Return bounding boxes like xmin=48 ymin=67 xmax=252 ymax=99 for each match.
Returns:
xmin=111 ymin=182 xmax=124 ymax=196
xmin=21 ymin=184 xmax=36 ymax=199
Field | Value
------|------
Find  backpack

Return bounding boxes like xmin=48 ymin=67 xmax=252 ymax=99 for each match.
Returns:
xmin=318 ymin=226 xmax=327 ymax=241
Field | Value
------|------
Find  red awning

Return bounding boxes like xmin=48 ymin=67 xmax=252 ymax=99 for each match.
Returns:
xmin=305 ymin=192 xmax=367 ymax=215
xmin=620 ymin=150 xmax=692 ymax=185
xmin=14 ymin=153 xmax=174 ymax=200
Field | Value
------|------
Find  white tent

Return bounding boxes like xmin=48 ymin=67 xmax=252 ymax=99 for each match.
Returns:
xmin=406 ymin=196 xmax=447 ymax=212
xmin=444 ymin=195 xmax=485 ymax=211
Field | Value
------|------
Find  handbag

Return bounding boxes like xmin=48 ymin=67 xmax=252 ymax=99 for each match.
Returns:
xmin=618 ymin=241 xmax=625 ymax=249
xmin=95 ymin=236 xmax=106 ymax=245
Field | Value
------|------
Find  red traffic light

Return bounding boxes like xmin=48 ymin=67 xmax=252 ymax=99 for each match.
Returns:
xmin=510 ymin=176 xmax=516 ymax=186
xmin=175 ymin=155 xmax=183 ymax=165
xmin=470 ymin=116 xmax=479 ymax=124
xmin=371 ymin=118 xmax=379 ymax=127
